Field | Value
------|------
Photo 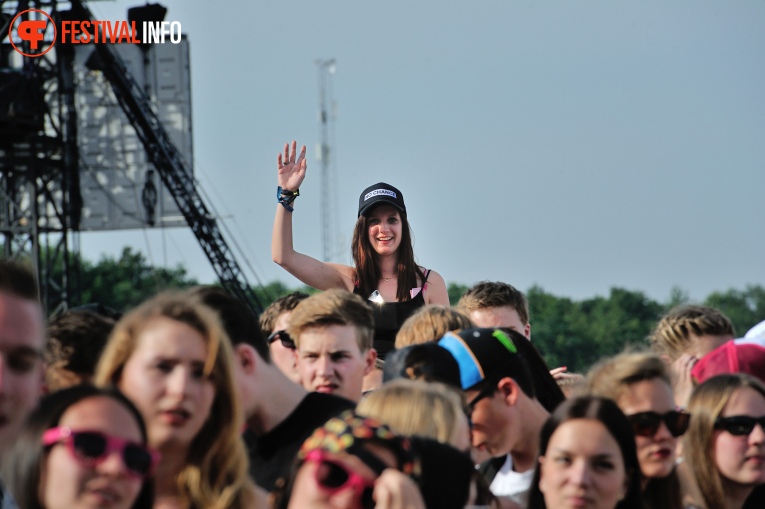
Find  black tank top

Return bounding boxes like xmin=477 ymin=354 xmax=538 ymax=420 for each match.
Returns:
xmin=354 ymin=269 xmax=430 ymax=360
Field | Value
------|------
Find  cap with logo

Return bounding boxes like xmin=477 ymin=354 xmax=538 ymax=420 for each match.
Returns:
xmin=358 ymin=182 xmax=406 ymax=217
xmin=438 ymin=327 xmax=531 ymax=391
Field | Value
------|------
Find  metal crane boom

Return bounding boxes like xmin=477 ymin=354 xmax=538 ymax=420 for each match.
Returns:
xmin=70 ymin=0 xmax=264 ymax=315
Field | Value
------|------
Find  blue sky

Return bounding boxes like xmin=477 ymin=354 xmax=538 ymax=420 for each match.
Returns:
xmin=81 ymin=0 xmax=765 ymax=302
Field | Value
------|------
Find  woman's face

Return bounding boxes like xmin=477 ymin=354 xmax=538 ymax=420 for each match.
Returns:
xmin=118 ymin=317 xmax=216 ymax=451
xmin=288 ymin=444 xmax=397 ymax=509
xmin=713 ymin=386 xmax=765 ymax=488
xmin=41 ymin=396 xmax=145 ymax=509
xmin=539 ymin=418 xmax=627 ymax=509
xmin=617 ymin=378 xmax=678 ymax=479
xmin=366 ymin=205 xmax=403 ymax=258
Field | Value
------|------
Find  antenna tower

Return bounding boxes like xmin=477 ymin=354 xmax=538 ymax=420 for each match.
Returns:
xmin=316 ymin=59 xmax=340 ymax=262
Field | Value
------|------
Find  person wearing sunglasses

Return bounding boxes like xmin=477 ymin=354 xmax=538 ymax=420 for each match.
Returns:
xmin=437 ymin=327 xmax=565 ymax=507
xmin=586 ymin=351 xmax=689 ymax=509
xmin=258 ymin=291 xmax=309 ymax=383
xmin=275 ymin=411 xmax=426 ymax=509
xmin=0 ymin=385 xmax=155 ymax=509
xmin=94 ymin=292 xmax=264 ymax=509
xmin=683 ymin=373 xmax=765 ymax=509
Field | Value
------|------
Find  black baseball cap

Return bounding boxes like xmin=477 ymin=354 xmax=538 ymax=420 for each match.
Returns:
xmin=358 ymin=182 xmax=406 ymax=217
xmin=438 ymin=327 xmax=532 ymax=391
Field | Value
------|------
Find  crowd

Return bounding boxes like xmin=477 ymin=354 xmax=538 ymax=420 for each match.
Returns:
xmin=0 ymin=141 xmax=763 ymax=509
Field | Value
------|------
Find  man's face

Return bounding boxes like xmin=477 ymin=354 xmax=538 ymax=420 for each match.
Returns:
xmin=469 ymin=306 xmax=530 ymax=339
xmin=296 ymin=324 xmax=375 ymax=403
xmin=269 ymin=312 xmax=299 ymax=383
xmin=466 ymin=384 xmax=517 ymax=457
xmin=0 ymin=291 xmax=45 ymax=458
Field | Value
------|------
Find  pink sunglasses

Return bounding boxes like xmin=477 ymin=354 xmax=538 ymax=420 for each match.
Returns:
xmin=42 ymin=427 xmax=159 ymax=479
xmin=304 ymin=449 xmax=377 ymax=509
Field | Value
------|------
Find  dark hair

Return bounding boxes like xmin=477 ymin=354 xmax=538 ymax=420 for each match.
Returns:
xmin=186 ymin=285 xmax=270 ymax=362
xmin=45 ymin=310 xmax=116 ymax=390
xmin=466 ymin=328 xmax=565 ymax=413
xmin=352 ymin=208 xmax=424 ymax=302
xmin=0 ymin=385 xmax=154 ymax=509
xmin=258 ymin=291 xmax=310 ymax=336
xmin=527 ymin=396 xmax=644 ymax=509
xmin=0 ymin=259 xmax=38 ymax=300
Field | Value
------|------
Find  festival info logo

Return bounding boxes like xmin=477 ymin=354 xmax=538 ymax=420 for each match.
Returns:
xmin=9 ymin=9 xmax=56 ymax=57
xmin=9 ymin=8 xmax=182 ymax=57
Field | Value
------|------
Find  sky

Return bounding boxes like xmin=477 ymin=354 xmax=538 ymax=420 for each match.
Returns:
xmin=78 ymin=0 xmax=765 ymax=303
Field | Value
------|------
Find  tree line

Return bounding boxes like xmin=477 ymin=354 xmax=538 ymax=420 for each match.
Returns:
xmin=45 ymin=247 xmax=765 ymax=373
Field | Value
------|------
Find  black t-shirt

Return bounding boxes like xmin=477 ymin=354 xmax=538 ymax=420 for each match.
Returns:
xmin=244 ymin=392 xmax=355 ymax=492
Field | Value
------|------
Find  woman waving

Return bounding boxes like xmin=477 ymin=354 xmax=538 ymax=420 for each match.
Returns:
xmin=272 ymin=141 xmax=449 ymax=358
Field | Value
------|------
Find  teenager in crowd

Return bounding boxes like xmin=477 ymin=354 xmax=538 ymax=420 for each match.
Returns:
xmin=587 ymin=351 xmax=688 ymax=509
xmin=527 ymin=395 xmax=644 ymax=509
xmin=1 ymin=385 xmax=155 ymax=509
xmin=271 ymin=141 xmax=449 ymax=358
xmin=682 ymin=374 xmax=765 ymax=509
xmin=95 ymin=292 xmax=263 ymax=509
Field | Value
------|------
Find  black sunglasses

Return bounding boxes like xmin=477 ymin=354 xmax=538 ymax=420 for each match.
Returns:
xmin=715 ymin=415 xmax=765 ymax=436
xmin=467 ymin=382 xmax=498 ymax=412
xmin=267 ymin=330 xmax=296 ymax=349
xmin=626 ymin=410 xmax=690 ymax=438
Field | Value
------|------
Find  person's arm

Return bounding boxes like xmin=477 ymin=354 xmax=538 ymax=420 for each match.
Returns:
xmin=271 ymin=141 xmax=354 ymax=291
xmin=422 ymin=270 xmax=450 ymax=306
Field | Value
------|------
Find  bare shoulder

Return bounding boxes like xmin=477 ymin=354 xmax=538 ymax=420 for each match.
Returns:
xmin=326 ymin=263 xmax=356 ymax=291
xmin=422 ymin=268 xmax=450 ymax=306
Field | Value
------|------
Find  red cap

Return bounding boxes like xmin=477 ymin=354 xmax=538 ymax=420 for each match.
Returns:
xmin=692 ymin=338 xmax=765 ymax=385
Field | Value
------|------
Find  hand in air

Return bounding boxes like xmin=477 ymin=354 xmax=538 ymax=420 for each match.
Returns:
xmin=277 ymin=140 xmax=307 ymax=191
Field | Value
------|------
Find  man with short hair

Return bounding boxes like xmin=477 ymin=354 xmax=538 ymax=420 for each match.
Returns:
xmin=258 ymin=291 xmax=308 ymax=383
xmin=0 ymin=260 xmax=46 ymax=508
xmin=439 ymin=327 xmax=550 ymax=506
xmin=187 ymin=286 xmax=355 ymax=493
xmin=289 ymin=289 xmax=377 ymax=403
xmin=458 ymin=281 xmax=531 ymax=338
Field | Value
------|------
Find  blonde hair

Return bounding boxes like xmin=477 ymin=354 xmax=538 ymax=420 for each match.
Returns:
xmin=394 ymin=305 xmax=472 ymax=349
xmin=287 ymin=289 xmax=374 ymax=351
xmin=650 ymin=305 xmax=734 ymax=361
xmin=94 ymin=292 xmax=255 ymax=509
xmin=356 ymin=379 xmax=467 ymax=448
xmin=586 ymin=350 xmax=671 ymax=403
xmin=684 ymin=374 xmax=765 ymax=509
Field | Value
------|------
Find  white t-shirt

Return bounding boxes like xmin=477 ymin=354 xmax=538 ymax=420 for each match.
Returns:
xmin=489 ymin=454 xmax=534 ymax=506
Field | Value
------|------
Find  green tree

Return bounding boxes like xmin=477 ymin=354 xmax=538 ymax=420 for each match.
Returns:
xmin=79 ymin=247 xmax=197 ymax=312
xmin=705 ymin=285 xmax=765 ymax=337
xmin=448 ymin=282 xmax=469 ymax=306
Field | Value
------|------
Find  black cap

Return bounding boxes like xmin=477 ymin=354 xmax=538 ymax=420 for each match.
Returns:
xmin=382 ymin=343 xmax=462 ymax=389
xmin=438 ymin=327 xmax=532 ymax=391
xmin=358 ymin=182 xmax=406 ymax=217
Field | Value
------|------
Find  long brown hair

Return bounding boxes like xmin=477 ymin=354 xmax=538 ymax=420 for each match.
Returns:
xmin=685 ymin=373 xmax=765 ymax=509
xmin=352 ymin=209 xmax=424 ymax=301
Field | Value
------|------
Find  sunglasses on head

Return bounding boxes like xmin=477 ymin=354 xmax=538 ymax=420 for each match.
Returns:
xmin=304 ymin=449 xmax=377 ymax=509
xmin=626 ymin=410 xmax=690 ymax=438
xmin=42 ymin=427 xmax=159 ymax=479
xmin=267 ymin=330 xmax=296 ymax=349
xmin=715 ymin=415 xmax=765 ymax=436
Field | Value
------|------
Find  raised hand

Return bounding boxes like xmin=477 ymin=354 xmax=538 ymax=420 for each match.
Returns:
xmin=277 ymin=140 xmax=307 ymax=192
